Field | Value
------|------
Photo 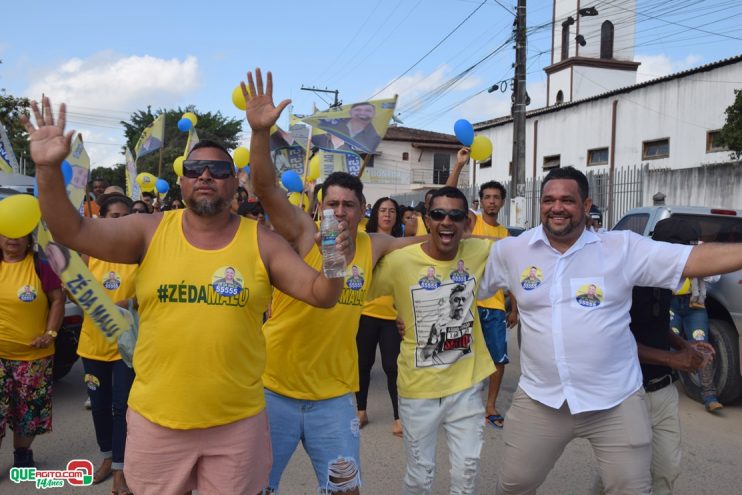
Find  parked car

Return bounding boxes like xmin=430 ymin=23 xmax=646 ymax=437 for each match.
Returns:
xmin=0 ymin=187 xmax=83 ymax=380
xmin=614 ymin=206 xmax=742 ymax=404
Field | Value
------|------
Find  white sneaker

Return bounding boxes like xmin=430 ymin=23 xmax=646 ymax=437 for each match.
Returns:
xmin=84 ymin=397 xmax=91 ymax=410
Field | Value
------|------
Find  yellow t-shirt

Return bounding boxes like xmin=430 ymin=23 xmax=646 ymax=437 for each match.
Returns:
xmin=472 ymin=215 xmax=508 ymax=310
xmin=362 ymin=295 xmax=396 ymax=320
xmin=130 ymin=210 xmax=272 ymax=429
xmin=263 ymin=232 xmax=373 ymax=400
xmin=77 ymin=258 xmax=137 ymax=361
xmin=415 ymin=212 xmax=429 ymax=236
xmin=0 ymin=255 xmax=54 ymax=361
xmin=368 ymin=239 xmax=496 ymax=399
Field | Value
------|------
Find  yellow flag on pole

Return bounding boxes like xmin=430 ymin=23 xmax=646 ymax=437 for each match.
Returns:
xmin=134 ymin=114 xmax=165 ymax=159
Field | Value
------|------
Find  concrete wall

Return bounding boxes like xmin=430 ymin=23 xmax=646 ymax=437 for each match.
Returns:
xmin=576 ymin=1 xmax=636 ymax=61
xmin=643 ymin=163 xmax=742 ymax=210
xmin=573 ymin=65 xmax=637 ymax=101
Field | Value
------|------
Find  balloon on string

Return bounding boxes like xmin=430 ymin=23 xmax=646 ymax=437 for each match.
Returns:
xmin=61 ymin=160 xmax=73 ymax=186
xmin=233 ymin=147 xmax=250 ymax=168
xmin=173 ymin=156 xmax=185 ymax=177
xmin=288 ymin=192 xmax=302 ymax=206
xmin=0 ymin=194 xmax=41 ymax=238
xmin=183 ymin=112 xmax=198 ymax=127
xmin=177 ymin=118 xmax=192 ymax=132
xmin=242 ymin=165 xmax=250 ymax=175
xmin=232 ymin=85 xmax=248 ymax=111
xmin=33 ymin=178 xmax=39 ymax=198
xmin=470 ymin=135 xmax=493 ymax=161
xmin=453 ymin=119 xmax=475 ymax=146
xmin=307 ymin=155 xmax=321 ymax=181
xmin=155 ymin=179 xmax=169 ymax=194
xmin=316 ymin=187 xmax=323 ymax=203
xmin=281 ymin=170 xmax=303 ymax=193
xmin=136 ymin=172 xmax=157 ymax=190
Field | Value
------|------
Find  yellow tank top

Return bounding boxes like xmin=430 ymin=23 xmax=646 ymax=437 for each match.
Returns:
xmin=130 ymin=210 xmax=272 ymax=429
xmin=77 ymin=258 xmax=137 ymax=361
xmin=472 ymin=215 xmax=508 ymax=310
xmin=263 ymin=231 xmax=373 ymax=400
xmin=0 ymin=255 xmax=53 ymax=361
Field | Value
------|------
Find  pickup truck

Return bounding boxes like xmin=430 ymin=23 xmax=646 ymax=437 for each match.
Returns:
xmin=613 ymin=206 xmax=742 ymax=404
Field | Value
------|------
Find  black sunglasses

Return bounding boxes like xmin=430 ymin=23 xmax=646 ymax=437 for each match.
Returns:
xmin=428 ymin=208 xmax=467 ymax=222
xmin=182 ymin=160 xmax=235 ymax=179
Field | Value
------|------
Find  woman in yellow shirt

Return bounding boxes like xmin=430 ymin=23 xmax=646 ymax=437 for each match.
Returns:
xmin=0 ymin=232 xmax=64 ymax=468
xmin=357 ymin=197 xmax=404 ymax=436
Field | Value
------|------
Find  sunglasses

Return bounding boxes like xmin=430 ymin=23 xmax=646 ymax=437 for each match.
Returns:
xmin=428 ymin=208 xmax=467 ymax=222
xmin=182 ymin=160 xmax=235 ymax=179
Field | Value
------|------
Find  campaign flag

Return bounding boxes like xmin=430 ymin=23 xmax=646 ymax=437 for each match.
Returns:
xmin=300 ymin=97 xmax=396 ymax=154
xmin=316 ymin=148 xmax=363 ymax=180
xmin=184 ymin=128 xmax=200 ymax=157
xmin=124 ymin=148 xmax=141 ymax=200
xmin=0 ymin=123 xmax=19 ymax=173
xmin=65 ymin=135 xmax=90 ymax=212
xmin=134 ymin=114 xmax=165 ymax=159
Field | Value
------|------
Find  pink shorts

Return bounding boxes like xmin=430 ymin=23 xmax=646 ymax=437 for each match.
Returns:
xmin=125 ymin=409 xmax=271 ymax=495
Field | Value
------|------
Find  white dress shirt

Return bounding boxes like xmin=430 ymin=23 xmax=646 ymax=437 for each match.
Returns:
xmin=479 ymin=226 xmax=692 ymax=413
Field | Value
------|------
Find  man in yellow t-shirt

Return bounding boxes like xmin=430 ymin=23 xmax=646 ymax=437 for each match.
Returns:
xmin=28 ymin=98 xmax=352 ymax=495
xmin=472 ymin=180 xmax=518 ymax=429
xmin=369 ymin=186 xmax=496 ymax=494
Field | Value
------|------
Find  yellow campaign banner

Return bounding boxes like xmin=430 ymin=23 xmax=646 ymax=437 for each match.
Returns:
xmin=184 ymin=127 xmax=199 ymax=157
xmin=317 ymin=148 xmax=363 ymax=180
xmin=0 ymin=123 xmax=18 ymax=173
xmin=36 ymin=222 xmax=132 ymax=343
xmin=301 ymin=97 xmax=397 ymax=154
xmin=65 ymin=135 xmax=91 ymax=213
xmin=124 ymin=147 xmax=141 ymax=200
xmin=134 ymin=114 xmax=165 ymax=159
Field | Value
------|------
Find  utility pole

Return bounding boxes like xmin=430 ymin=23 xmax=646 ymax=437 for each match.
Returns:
xmin=509 ymin=0 xmax=528 ymax=227
xmin=300 ymin=86 xmax=342 ymax=109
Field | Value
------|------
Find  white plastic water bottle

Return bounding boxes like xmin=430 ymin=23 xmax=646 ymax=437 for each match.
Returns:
xmin=321 ymin=209 xmax=346 ymax=278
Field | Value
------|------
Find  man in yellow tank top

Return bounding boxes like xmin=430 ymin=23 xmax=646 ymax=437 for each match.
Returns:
xmin=246 ymin=68 xmax=421 ymax=494
xmin=27 ymin=97 xmax=353 ymax=495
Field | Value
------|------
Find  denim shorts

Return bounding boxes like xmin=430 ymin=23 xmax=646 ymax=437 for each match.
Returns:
xmin=478 ymin=307 xmax=509 ymax=364
xmin=265 ymin=389 xmax=362 ymax=493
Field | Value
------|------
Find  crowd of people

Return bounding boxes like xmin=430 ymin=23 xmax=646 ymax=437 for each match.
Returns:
xmin=2 ymin=68 xmax=741 ymax=495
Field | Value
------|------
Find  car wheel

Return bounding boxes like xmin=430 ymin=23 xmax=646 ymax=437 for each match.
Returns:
xmin=678 ymin=318 xmax=742 ymax=404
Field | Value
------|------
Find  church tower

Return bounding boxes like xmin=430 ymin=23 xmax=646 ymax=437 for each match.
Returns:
xmin=545 ymin=0 xmax=640 ymax=106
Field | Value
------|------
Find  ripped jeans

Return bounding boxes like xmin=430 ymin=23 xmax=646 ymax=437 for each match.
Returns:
xmin=398 ymin=382 xmax=485 ymax=495
xmin=264 ymin=389 xmax=361 ymax=494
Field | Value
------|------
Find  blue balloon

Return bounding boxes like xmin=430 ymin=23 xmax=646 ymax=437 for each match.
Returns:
xmin=454 ymin=119 xmax=474 ymax=146
xmin=177 ymin=118 xmax=192 ymax=132
xmin=155 ymin=178 xmax=169 ymax=194
xmin=33 ymin=178 xmax=39 ymax=197
xmin=61 ymin=160 xmax=73 ymax=186
xmin=281 ymin=170 xmax=303 ymax=193
xmin=243 ymin=165 xmax=250 ymax=175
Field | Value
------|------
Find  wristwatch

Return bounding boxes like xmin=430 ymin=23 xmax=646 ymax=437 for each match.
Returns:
xmin=45 ymin=330 xmax=58 ymax=338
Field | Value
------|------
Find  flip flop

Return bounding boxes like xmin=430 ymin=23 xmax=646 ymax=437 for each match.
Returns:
xmin=486 ymin=414 xmax=504 ymax=429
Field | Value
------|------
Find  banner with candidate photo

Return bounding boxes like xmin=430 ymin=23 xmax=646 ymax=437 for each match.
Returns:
xmin=300 ymin=97 xmax=397 ymax=154
xmin=316 ymin=148 xmax=363 ymax=180
xmin=65 ymin=135 xmax=91 ymax=212
xmin=0 ymin=123 xmax=18 ymax=173
xmin=124 ymin=148 xmax=141 ymax=200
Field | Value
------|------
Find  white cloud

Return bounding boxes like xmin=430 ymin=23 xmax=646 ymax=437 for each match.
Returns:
xmin=458 ymin=79 xmax=548 ymax=124
xmin=23 ymin=52 xmax=201 ymax=167
xmin=374 ymin=65 xmax=482 ymax=105
xmin=635 ymin=54 xmax=702 ymax=83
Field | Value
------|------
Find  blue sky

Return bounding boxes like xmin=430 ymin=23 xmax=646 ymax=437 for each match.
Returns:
xmin=2 ymin=0 xmax=740 ymax=168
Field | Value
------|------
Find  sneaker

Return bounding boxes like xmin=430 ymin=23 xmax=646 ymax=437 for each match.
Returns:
xmin=704 ymin=398 xmax=724 ymax=413
xmin=84 ymin=397 xmax=91 ymax=409
xmin=13 ymin=448 xmax=35 ymax=468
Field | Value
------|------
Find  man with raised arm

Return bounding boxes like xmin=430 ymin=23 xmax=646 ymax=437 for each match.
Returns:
xmin=244 ymin=68 xmax=419 ymax=495
xmin=24 ymin=97 xmax=352 ymax=495
xmin=478 ymin=165 xmax=742 ymax=495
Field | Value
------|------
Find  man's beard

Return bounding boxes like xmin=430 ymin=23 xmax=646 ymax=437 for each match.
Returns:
xmin=542 ymin=214 xmax=580 ymax=238
xmin=189 ymin=196 xmax=228 ymax=217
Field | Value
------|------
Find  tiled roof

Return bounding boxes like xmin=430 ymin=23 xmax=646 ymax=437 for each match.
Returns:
xmin=383 ymin=126 xmax=458 ymax=144
xmin=474 ymin=53 xmax=742 ymax=130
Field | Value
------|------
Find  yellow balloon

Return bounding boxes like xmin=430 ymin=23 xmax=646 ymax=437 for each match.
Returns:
xmin=288 ymin=192 xmax=302 ymax=206
xmin=173 ymin=156 xmax=185 ymax=177
xmin=183 ymin=112 xmax=198 ymax=127
xmin=307 ymin=155 xmax=321 ymax=181
xmin=234 ymin=147 xmax=250 ymax=168
xmin=316 ymin=188 xmax=323 ymax=203
xmin=470 ymin=135 xmax=493 ymax=161
xmin=136 ymin=172 xmax=157 ymax=188
xmin=232 ymin=85 xmax=248 ymax=111
xmin=0 ymin=195 xmax=41 ymax=238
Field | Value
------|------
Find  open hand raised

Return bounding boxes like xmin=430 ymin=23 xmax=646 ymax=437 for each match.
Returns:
xmin=241 ymin=68 xmax=291 ymax=133
xmin=20 ymin=96 xmax=75 ymax=168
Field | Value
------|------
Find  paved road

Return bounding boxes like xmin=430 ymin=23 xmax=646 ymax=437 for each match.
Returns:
xmin=2 ymin=336 xmax=741 ymax=494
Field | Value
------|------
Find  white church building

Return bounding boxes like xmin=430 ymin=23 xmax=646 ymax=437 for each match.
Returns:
xmin=474 ymin=0 xmax=742 ymax=191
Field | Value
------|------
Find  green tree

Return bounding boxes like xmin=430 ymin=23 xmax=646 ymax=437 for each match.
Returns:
xmin=720 ymin=89 xmax=742 ymax=159
xmin=0 ymin=91 xmax=32 ymax=174
xmin=90 ymin=163 xmax=127 ymax=190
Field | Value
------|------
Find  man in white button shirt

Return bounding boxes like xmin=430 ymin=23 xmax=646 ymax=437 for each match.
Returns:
xmin=479 ymin=166 xmax=742 ymax=495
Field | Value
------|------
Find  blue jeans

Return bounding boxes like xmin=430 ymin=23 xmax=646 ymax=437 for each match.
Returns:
xmin=478 ymin=307 xmax=509 ymax=364
xmin=265 ymin=389 xmax=361 ymax=493
xmin=670 ymin=295 xmax=717 ymax=401
xmin=82 ymin=358 xmax=135 ymax=468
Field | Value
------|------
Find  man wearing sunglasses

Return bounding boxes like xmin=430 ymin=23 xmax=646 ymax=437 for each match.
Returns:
xmin=368 ymin=186 xmax=496 ymax=493
xmin=244 ymin=68 xmax=421 ymax=495
xmin=25 ymin=97 xmax=354 ymax=495
xmin=478 ymin=166 xmax=742 ymax=495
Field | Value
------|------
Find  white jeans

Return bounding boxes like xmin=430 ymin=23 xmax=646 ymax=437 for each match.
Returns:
xmin=398 ymin=382 xmax=485 ymax=495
